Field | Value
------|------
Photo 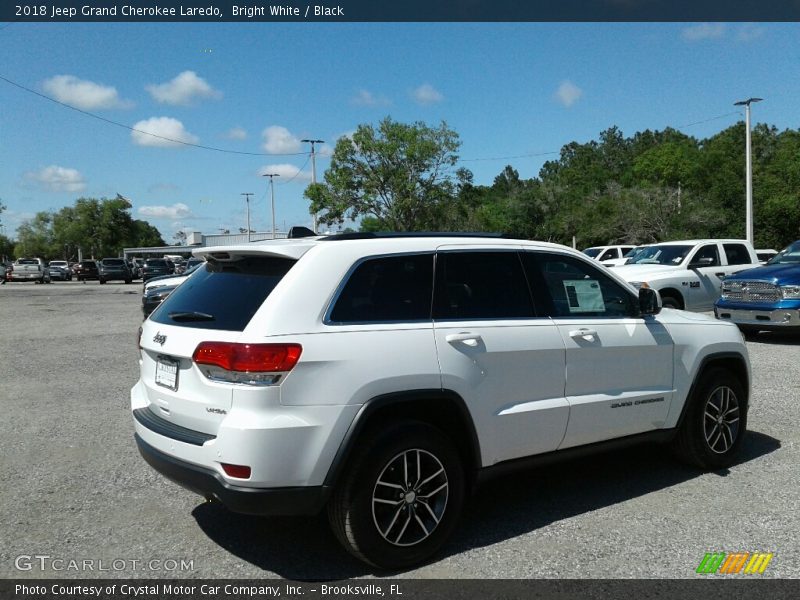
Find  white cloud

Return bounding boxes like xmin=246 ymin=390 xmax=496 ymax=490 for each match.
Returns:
xmin=224 ymin=127 xmax=247 ymax=140
xmin=42 ymin=75 xmax=131 ymax=110
xmin=412 ymin=83 xmax=444 ymax=105
xmin=257 ymin=163 xmax=312 ymax=182
xmin=138 ymin=203 xmax=193 ymax=219
xmin=131 ymin=117 xmax=199 ymax=148
xmin=681 ymin=23 xmax=726 ymax=41
xmin=146 ymin=71 xmax=221 ymax=106
xmin=352 ymin=89 xmax=390 ymax=107
xmin=736 ymin=24 xmax=766 ymax=42
xmin=26 ymin=165 xmax=87 ymax=192
xmin=554 ymin=80 xmax=583 ymax=107
xmin=262 ymin=126 xmax=302 ymax=154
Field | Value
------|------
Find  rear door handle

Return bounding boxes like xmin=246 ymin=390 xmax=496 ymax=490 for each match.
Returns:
xmin=715 ymin=272 xmax=725 ymax=277
xmin=445 ymin=332 xmax=482 ymax=347
xmin=569 ymin=328 xmax=597 ymax=339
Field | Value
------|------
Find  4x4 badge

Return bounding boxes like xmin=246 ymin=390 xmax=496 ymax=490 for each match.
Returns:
xmin=153 ymin=332 xmax=167 ymax=346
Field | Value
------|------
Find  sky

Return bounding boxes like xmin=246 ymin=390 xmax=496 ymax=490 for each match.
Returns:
xmin=1 ymin=21 xmax=799 ymax=242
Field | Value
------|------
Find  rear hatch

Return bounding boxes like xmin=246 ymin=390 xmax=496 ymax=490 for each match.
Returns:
xmin=138 ymin=252 xmax=301 ymax=435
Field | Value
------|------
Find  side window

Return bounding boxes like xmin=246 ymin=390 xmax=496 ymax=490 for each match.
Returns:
xmin=328 ymin=254 xmax=433 ymax=323
xmin=433 ymin=251 xmax=534 ymax=320
xmin=724 ymin=243 xmax=752 ymax=265
xmin=692 ymin=244 xmax=720 ymax=267
xmin=522 ymin=252 xmax=637 ymax=318
xmin=599 ymin=248 xmax=618 ymax=261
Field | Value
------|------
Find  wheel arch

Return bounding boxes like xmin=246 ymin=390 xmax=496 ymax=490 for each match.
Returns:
xmin=323 ymin=389 xmax=481 ymax=490
xmin=675 ymin=351 xmax=750 ymax=431
xmin=658 ymin=287 xmax=684 ymax=309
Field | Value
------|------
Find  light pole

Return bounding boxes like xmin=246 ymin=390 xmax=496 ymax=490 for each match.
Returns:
xmin=262 ymin=173 xmax=280 ymax=239
xmin=241 ymin=192 xmax=254 ymax=241
xmin=302 ymin=138 xmax=325 ymax=233
xmin=734 ymin=97 xmax=762 ymax=245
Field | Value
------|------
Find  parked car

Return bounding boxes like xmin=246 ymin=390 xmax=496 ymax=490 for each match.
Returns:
xmin=602 ymin=245 xmax=651 ymax=267
xmin=8 ymin=257 xmax=51 ymax=283
xmin=582 ymin=245 xmax=636 ymax=266
xmin=132 ymin=233 xmax=750 ymax=569
xmin=141 ymin=261 xmax=206 ymax=316
xmin=99 ymin=258 xmax=133 ymax=284
xmin=141 ymin=258 xmax=174 ymax=281
xmin=613 ymin=239 xmax=761 ymax=311
xmin=48 ymin=261 xmax=72 ymax=281
xmin=142 ymin=284 xmax=179 ymax=318
xmin=126 ymin=259 xmax=141 ymax=280
xmin=74 ymin=260 xmax=100 ymax=282
xmin=755 ymin=248 xmax=779 ymax=264
xmin=715 ymin=239 xmax=800 ymax=335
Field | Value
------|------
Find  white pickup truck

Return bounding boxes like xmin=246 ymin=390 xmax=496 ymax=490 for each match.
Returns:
xmin=9 ymin=258 xmax=51 ymax=284
xmin=613 ymin=240 xmax=760 ymax=311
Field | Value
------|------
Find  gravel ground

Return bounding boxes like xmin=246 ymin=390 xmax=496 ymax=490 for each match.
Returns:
xmin=0 ymin=281 xmax=798 ymax=580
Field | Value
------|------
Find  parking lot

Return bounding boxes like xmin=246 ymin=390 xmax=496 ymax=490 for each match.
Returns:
xmin=1 ymin=281 xmax=798 ymax=579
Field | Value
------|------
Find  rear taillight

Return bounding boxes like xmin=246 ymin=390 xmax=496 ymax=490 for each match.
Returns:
xmin=192 ymin=342 xmax=302 ymax=385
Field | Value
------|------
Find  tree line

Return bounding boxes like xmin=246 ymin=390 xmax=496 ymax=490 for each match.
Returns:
xmin=307 ymin=117 xmax=800 ymax=250
xmin=7 ymin=196 xmax=164 ymax=261
xmin=4 ymin=117 xmax=799 ymax=262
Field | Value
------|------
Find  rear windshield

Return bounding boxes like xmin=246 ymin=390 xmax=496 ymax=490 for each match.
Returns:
xmin=150 ymin=256 xmax=296 ymax=331
xmin=102 ymin=259 xmax=125 ymax=266
xmin=582 ymin=248 xmax=601 ymax=258
xmin=145 ymin=259 xmax=168 ymax=267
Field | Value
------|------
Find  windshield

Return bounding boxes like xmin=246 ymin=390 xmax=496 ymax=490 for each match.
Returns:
xmin=627 ymin=245 xmax=692 ymax=265
xmin=583 ymin=248 xmax=602 ymax=258
xmin=767 ymin=241 xmax=800 ymax=265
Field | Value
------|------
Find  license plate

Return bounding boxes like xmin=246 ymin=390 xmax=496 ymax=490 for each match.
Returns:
xmin=155 ymin=356 xmax=179 ymax=391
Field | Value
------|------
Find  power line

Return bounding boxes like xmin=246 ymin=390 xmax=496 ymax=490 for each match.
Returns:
xmin=0 ymin=73 xmax=308 ymax=156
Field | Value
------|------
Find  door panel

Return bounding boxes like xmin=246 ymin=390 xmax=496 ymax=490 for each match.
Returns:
xmin=432 ymin=249 xmax=569 ymax=466
xmin=523 ymin=251 xmax=675 ymax=448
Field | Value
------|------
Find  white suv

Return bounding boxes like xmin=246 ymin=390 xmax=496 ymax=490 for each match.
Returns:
xmin=132 ymin=233 xmax=750 ymax=568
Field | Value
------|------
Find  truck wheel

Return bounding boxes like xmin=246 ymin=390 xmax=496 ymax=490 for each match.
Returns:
xmin=672 ymin=367 xmax=747 ymax=470
xmin=660 ymin=293 xmax=682 ymax=310
xmin=99 ymin=278 xmax=106 ymax=285
xmin=328 ymin=421 xmax=465 ymax=569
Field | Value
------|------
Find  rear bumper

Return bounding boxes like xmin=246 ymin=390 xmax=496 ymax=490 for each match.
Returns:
xmin=135 ymin=434 xmax=330 ymax=516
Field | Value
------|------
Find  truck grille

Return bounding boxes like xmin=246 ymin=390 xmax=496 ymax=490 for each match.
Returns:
xmin=721 ymin=280 xmax=782 ymax=302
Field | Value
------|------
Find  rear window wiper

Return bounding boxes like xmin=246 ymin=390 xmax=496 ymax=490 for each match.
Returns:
xmin=168 ymin=311 xmax=215 ymax=322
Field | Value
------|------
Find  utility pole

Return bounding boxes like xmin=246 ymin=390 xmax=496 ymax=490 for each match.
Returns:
xmin=241 ymin=192 xmax=254 ymax=241
xmin=262 ymin=173 xmax=280 ymax=239
xmin=734 ymin=97 xmax=762 ymax=245
xmin=302 ymin=138 xmax=325 ymax=233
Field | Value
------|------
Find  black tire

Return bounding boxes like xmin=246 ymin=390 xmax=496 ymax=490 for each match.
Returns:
xmin=125 ymin=279 xmax=132 ymax=285
xmin=673 ymin=367 xmax=747 ymax=470
xmin=328 ymin=421 xmax=465 ymax=569
xmin=660 ymin=293 xmax=682 ymax=310
xmin=99 ymin=278 xmax=106 ymax=285
xmin=738 ymin=326 xmax=760 ymax=340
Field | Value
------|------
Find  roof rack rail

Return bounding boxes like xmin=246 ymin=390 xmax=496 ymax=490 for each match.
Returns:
xmin=320 ymin=231 xmax=513 ymax=241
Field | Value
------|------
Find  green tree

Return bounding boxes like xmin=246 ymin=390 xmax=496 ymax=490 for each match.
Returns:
xmin=305 ymin=117 xmax=461 ymax=231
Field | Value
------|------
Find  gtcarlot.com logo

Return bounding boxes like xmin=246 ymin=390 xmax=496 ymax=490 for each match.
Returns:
xmin=14 ymin=555 xmax=194 ymax=573
xmin=696 ymin=552 xmax=774 ymax=575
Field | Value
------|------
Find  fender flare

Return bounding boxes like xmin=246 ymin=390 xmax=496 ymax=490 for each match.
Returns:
xmin=323 ymin=389 xmax=481 ymax=488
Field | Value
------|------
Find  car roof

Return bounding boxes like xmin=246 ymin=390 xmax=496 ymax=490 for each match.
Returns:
xmin=192 ymin=234 xmax=579 ymax=262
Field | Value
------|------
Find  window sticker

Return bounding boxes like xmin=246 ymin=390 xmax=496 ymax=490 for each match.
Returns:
xmin=562 ymin=279 xmax=605 ymax=313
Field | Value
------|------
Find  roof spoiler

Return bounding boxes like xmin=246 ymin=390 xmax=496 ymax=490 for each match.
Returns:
xmin=287 ymin=226 xmax=317 ymax=239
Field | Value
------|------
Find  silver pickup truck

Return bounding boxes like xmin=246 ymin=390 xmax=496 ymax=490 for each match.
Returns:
xmin=9 ymin=258 xmax=51 ymax=283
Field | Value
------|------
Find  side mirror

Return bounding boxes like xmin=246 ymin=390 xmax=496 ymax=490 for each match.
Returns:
xmin=639 ymin=287 xmax=661 ymax=315
xmin=689 ymin=257 xmax=714 ymax=268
